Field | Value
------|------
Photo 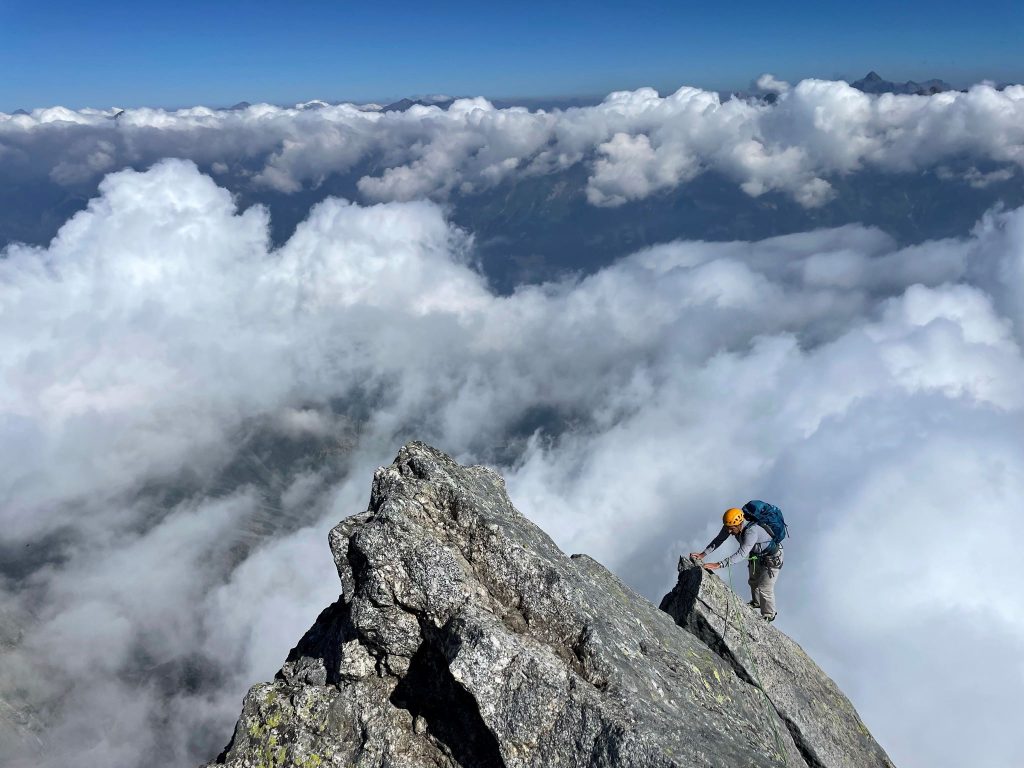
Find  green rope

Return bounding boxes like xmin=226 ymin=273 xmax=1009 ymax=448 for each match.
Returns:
xmin=723 ymin=558 xmax=789 ymax=767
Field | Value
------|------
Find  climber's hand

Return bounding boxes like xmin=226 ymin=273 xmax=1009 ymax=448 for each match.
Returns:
xmin=703 ymin=562 xmax=720 ymax=571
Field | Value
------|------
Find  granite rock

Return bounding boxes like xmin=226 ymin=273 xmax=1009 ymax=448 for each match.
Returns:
xmin=207 ymin=442 xmax=893 ymax=768
xmin=660 ymin=557 xmax=896 ymax=768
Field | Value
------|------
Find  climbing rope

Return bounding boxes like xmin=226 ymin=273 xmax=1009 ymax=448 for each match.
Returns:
xmin=722 ymin=558 xmax=789 ymax=767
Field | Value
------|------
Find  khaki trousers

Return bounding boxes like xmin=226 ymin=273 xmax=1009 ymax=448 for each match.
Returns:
xmin=748 ymin=549 xmax=783 ymax=617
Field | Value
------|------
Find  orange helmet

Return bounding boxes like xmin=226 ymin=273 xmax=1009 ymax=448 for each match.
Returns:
xmin=723 ymin=508 xmax=745 ymax=527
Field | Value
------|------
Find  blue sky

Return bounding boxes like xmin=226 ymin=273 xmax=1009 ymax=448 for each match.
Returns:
xmin=1 ymin=0 xmax=1022 ymax=111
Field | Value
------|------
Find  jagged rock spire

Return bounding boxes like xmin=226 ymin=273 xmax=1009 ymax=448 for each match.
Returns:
xmin=206 ymin=442 xmax=894 ymax=767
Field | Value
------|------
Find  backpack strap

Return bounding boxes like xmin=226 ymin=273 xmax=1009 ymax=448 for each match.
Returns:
xmin=754 ymin=521 xmax=780 ymax=556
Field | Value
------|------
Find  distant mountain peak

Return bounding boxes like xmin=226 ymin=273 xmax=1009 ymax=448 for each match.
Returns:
xmin=852 ymin=71 xmax=954 ymax=95
xmin=382 ymin=96 xmax=457 ymax=113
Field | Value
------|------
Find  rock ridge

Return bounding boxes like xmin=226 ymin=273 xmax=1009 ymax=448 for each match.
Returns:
xmin=206 ymin=441 xmax=894 ymax=768
xmin=660 ymin=559 xmax=896 ymax=768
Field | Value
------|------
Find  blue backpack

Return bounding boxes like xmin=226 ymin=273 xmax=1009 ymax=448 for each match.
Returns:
xmin=742 ymin=500 xmax=788 ymax=556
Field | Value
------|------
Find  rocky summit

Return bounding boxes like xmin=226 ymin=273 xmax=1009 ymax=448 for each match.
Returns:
xmin=206 ymin=442 xmax=894 ymax=768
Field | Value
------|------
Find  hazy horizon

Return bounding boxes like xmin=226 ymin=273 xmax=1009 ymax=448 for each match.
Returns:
xmin=2 ymin=68 xmax=1012 ymax=114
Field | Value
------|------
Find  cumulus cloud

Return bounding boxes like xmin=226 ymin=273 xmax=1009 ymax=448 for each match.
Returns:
xmin=1 ymin=161 xmax=1023 ymax=768
xmin=3 ymin=79 xmax=1024 ymax=216
xmin=755 ymin=73 xmax=791 ymax=94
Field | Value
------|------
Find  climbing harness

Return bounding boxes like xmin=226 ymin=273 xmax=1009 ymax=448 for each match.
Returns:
xmin=721 ymin=557 xmax=790 ymax=766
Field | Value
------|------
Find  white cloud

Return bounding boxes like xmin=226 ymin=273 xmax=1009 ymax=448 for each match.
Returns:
xmin=756 ymin=73 xmax=791 ymax=94
xmin=1 ymin=161 xmax=1023 ymax=768
xmin=4 ymin=80 xmax=1024 ymax=211
xmin=587 ymin=131 xmax=700 ymax=205
xmin=939 ymin=165 xmax=1017 ymax=188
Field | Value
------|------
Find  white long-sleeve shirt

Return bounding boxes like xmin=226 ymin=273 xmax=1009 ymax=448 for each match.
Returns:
xmin=701 ymin=523 xmax=774 ymax=567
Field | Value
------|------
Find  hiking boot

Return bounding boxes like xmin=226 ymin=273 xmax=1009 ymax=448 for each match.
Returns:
xmin=747 ymin=601 xmax=759 ymax=609
xmin=762 ymin=612 xmax=777 ymax=623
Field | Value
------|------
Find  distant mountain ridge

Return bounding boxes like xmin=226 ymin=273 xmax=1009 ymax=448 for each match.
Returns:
xmin=850 ymin=71 xmax=954 ymax=95
xmin=382 ymin=96 xmax=456 ymax=112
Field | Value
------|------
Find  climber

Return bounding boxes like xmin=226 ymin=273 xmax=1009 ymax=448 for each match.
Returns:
xmin=688 ymin=505 xmax=785 ymax=622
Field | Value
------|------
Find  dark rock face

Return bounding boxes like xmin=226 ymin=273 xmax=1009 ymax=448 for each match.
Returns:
xmin=661 ymin=559 xmax=896 ymax=768
xmin=207 ymin=442 xmax=894 ymax=767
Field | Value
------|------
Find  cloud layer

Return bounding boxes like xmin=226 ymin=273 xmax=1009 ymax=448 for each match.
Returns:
xmin=2 ymin=160 xmax=1023 ymax=767
xmin=3 ymin=78 xmax=1024 ymax=212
